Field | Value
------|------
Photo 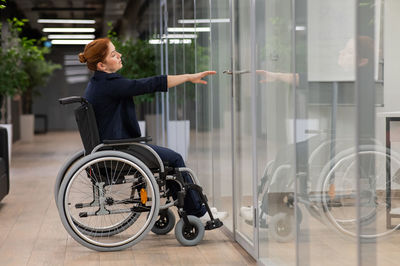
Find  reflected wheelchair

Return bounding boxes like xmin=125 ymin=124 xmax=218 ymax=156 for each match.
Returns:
xmin=249 ymin=134 xmax=400 ymax=242
xmin=55 ymin=96 xmax=222 ymax=251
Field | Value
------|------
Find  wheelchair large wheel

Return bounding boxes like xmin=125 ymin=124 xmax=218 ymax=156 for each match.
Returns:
xmin=319 ymin=145 xmax=400 ymax=239
xmin=57 ymin=150 xmax=160 ymax=251
xmin=54 ymin=149 xmax=84 ymax=206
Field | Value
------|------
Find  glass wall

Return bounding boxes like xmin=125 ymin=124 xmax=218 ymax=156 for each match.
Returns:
xmin=254 ymin=0 xmax=296 ymax=264
xmin=148 ymin=0 xmax=400 ymax=265
xmin=210 ymin=0 xmax=233 ymax=232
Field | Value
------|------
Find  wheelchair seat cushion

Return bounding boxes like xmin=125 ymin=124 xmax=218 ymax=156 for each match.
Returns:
xmin=121 ymin=145 xmax=162 ymax=170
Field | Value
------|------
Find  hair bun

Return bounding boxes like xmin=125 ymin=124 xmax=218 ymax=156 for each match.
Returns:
xmin=78 ymin=53 xmax=87 ymax=63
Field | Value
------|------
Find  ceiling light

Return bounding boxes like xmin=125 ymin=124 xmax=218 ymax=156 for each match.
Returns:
xmin=48 ymin=34 xmax=95 ymax=39
xmin=178 ymin=19 xmax=230 ymax=24
xmin=162 ymin=34 xmax=197 ymax=39
xmin=66 ymin=75 xmax=89 ymax=84
xmin=38 ymin=19 xmax=95 ymax=24
xmin=149 ymin=39 xmax=192 ymax=45
xmin=167 ymin=27 xmax=210 ymax=32
xmin=295 ymin=26 xmax=306 ymax=31
xmin=51 ymin=40 xmax=92 ymax=45
xmin=43 ymin=28 xmax=95 ymax=33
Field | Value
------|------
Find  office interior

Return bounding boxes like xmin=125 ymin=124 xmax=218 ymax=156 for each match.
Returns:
xmin=1 ymin=0 xmax=400 ymax=265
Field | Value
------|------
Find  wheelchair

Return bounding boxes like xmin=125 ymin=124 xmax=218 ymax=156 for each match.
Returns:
xmin=248 ymin=134 xmax=400 ymax=242
xmin=55 ymin=96 xmax=223 ymax=251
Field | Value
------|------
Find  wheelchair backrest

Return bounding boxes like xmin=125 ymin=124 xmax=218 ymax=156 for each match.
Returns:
xmin=74 ymin=102 xmax=101 ymax=154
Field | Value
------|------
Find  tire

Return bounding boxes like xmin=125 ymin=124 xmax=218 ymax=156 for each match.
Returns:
xmin=174 ymin=215 xmax=205 ymax=246
xmin=57 ymin=151 xmax=160 ymax=251
xmin=269 ymin=212 xmax=295 ymax=242
xmin=318 ymin=145 xmax=400 ymax=239
xmin=151 ymin=208 xmax=176 ymax=235
xmin=54 ymin=149 xmax=84 ymax=207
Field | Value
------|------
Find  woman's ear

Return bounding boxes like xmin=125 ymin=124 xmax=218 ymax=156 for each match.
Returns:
xmin=97 ymin=62 xmax=106 ymax=71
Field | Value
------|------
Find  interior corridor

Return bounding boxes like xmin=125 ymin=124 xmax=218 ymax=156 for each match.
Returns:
xmin=0 ymin=131 xmax=255 ymax=266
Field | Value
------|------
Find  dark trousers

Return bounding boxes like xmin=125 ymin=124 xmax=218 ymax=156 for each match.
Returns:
xmin=147 ymin=144 xmax=207 ymax=217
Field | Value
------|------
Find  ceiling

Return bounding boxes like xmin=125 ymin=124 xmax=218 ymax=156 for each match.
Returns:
xmin=7 ymin=0 xmax=157 ymax=40
xmin=3 ymin=0 xmax=197 ymax=43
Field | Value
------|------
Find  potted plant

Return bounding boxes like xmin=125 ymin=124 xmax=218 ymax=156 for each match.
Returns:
xmin=0 ymin=17 xmax=29 ymax=153
xmin=19 ymin=35 xmax=61 ymax=141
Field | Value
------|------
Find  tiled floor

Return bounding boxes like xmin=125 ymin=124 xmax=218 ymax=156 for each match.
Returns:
xmin=0 ymin=131 xmax=255 ymax=266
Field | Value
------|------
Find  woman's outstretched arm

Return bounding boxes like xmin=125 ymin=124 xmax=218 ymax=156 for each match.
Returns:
xmin=167 ymin=71 xmax=217 ymax=88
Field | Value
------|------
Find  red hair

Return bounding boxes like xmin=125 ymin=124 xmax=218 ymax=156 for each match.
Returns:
xmin=78 ymin=38 xmax=111 ymax=71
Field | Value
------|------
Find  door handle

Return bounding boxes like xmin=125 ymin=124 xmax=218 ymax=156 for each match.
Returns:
xmin=223 ymin=69 xmax=250 ymax=75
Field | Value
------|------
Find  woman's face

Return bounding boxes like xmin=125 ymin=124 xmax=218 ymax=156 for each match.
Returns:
xmin=101 ymin=42 xmax=122 ymax=73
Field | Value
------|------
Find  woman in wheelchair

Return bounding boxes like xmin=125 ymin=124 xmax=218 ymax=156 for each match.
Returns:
xmin=55 ymin=38 xmax=226 ymax=251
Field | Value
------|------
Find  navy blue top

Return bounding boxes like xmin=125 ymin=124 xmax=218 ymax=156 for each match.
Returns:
xmin=84 ymin=71 xmax=168 ymax=141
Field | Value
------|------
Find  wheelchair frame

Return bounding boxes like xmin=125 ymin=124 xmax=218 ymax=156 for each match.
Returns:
xmin=56 ymin=96 xmax=222 ymax=251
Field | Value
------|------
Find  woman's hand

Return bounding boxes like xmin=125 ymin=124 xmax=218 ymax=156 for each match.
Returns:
xmin=256 ymin=70 xmax=279 ymax=83
xmin=167 ymin=71 xmax=217 ymax=88
xmin=187 ymin=71 xmax=217 ymax=85
xmin=256 ymin=70 xmax=299 ymax=86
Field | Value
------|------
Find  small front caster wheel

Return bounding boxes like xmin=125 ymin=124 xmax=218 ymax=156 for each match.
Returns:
xmin=151 ymin=208 xmax=176 ymax=235
xmin=175 ymin=215 xmax=205 ymax=246
xmin=269 ymin=212 xmax=295 ymax=243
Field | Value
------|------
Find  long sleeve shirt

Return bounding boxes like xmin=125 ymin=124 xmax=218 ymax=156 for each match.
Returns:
xmin=84 ymin=71 xmax=168 ymax=141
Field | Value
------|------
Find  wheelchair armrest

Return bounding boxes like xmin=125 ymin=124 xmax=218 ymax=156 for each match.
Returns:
xmin=59 ymin=96 xmax=88 ymax=105
xmin=103 ymin=136 xmax=152 ymax=145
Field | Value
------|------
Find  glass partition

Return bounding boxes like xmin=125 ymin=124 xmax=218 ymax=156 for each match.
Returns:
xmin=210 ymin=0 xmax=233 ymax=231
xmin=149 ymin=0 xmax=400 ymax=264
xmin=254 ymin=0 xmax=296 ymax=264
xmin=296 ymin=0 xmax=359 ymax=265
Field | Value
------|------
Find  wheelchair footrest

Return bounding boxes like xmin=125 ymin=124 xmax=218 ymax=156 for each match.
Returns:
xmin=205 ymin=218 xmax=223 ymax=230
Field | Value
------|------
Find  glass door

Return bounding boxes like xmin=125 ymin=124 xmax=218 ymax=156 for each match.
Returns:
xmin=231 ymin=0 xmax=258 ymax=258
xmin=210 ymin=0 xmax=234 ymax=232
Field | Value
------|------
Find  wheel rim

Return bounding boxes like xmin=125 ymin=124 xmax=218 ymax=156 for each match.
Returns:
xmin=63 ymin=156 xmax=158 ymax=247
xmin=155 ymin=214 xmax=169 ymax=229
xmin=276 ymin=217 xmax=291 ymax=237
xmin=321 ymin=150 xmax=400 ymax=238
xmin=183 ymin=224 xmax=198 ymax=240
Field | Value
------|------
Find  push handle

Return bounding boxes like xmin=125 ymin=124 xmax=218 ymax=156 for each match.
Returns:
xmin=223 ymin=69 xmax=250 ymax=75
xmin=58 ymin=96 xmax=88 ymax=105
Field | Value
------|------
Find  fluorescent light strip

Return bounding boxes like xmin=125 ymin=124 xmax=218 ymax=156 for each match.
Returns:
xmin=295 ymin=26 xmax=306 ymax=31
xmin=43 ymin=28 xmax=95 ymax=33
xmin=51 ymin=40 xmax=92 ymax=45
xmin=178 ymin=18 xmax=230 ymax=24
xmin=38 ymin=19 xmax=95 ymax=24
xmin=161 ymin=34 xmax=197 ymax=39
xmin=65 ymin=69 xmax=89 ymax=76
xmin=48 ymin=34 xmax=95 ymax=39
xmin=64 ymin=55 xmax=81 ymax=60
xmin=149 ymin=39 xmax=192 ymax=44
xmin=66 ymin=75 xmax=88 ymax=84
xmin=64 ymin=59 xmax=84 ymax=65
xmin=167 ymin=27 xmax=210 ymax=32
xmin=169 ymin=39 xmax=192 ymax=44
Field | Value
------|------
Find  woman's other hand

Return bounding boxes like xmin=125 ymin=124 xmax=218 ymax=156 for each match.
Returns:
xmin=188 ymin=71 xmax=217 ymax=85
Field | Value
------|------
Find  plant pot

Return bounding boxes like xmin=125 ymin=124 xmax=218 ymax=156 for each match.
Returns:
xmin=138 ymin=121 xmax=146 ymax=137
xmin=145 ymin=114 xmax=163 ymax=144
xmin=20 ymin=114 xmax=34 ymax=142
